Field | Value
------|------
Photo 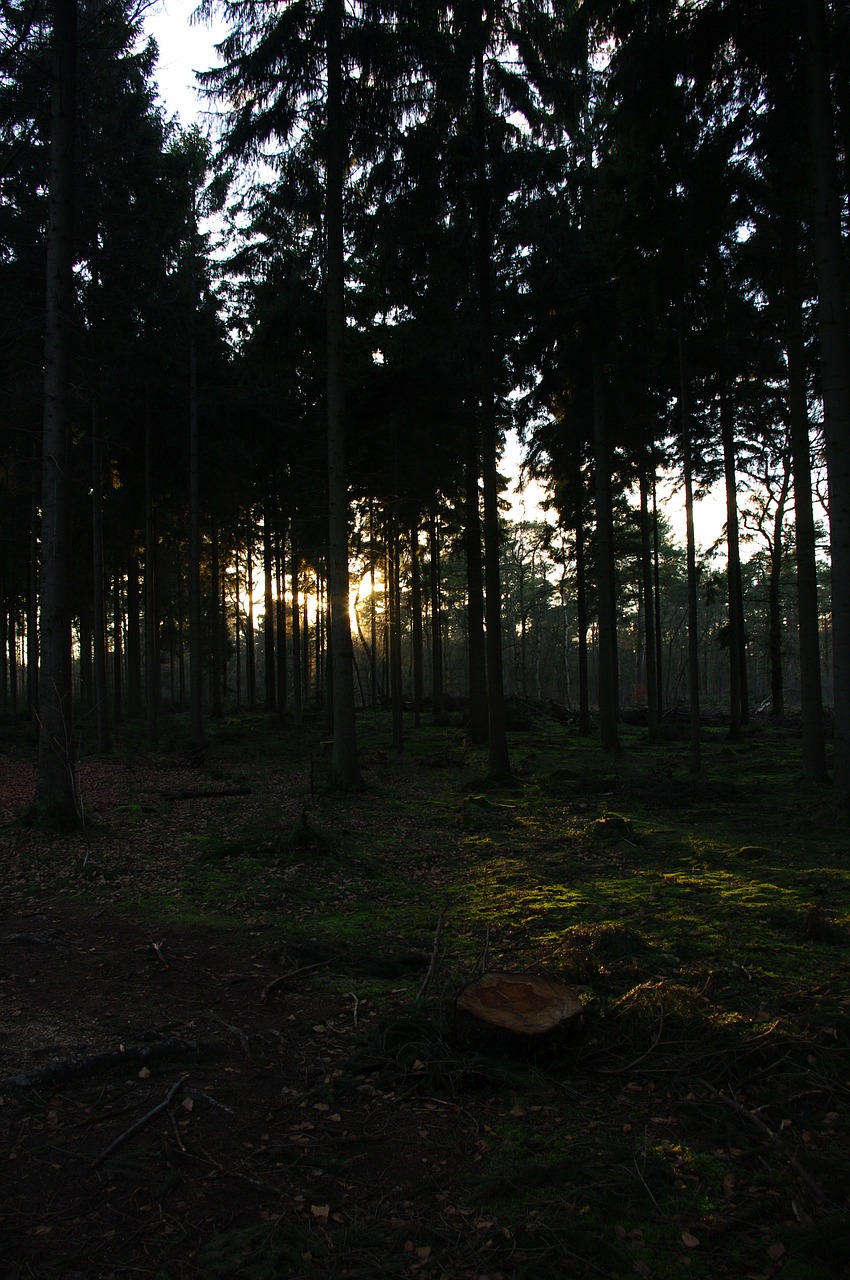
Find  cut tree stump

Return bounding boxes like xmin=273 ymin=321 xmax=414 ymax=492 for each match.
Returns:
xmin=455 ymin=971 xmax=582 ymax=1055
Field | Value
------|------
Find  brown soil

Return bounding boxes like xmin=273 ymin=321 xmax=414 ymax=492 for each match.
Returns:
xmin=1 ymin=899 xmax=490 ymax=1280
xmin=0 ymin=751 xmax=502 ymax=1280
xmin=4 ymin=740 xmax=848 ymax=1279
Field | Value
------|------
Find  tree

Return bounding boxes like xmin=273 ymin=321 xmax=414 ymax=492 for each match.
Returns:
xmin=324 ymin=0 xmax=360 ymax=786
xmin=802 ymin=0 xmax=850 ymax=810
xmin=30 ymin=0 xmax=79 ymax=827
xmin=199 ymin=0 xmax=421 ymax=785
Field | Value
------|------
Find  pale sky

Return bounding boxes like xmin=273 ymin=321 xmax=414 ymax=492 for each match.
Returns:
xmin=143 ymin=0 xmax=224 ymax=127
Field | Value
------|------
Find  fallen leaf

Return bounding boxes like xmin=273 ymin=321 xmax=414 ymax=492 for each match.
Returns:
xmin=138 ymin=1067 xmax=151 ymax=1079
xmin=681 ymin=1231 xmax=700 ymax=1249
xmin=180 ymin=1097 xmax=194 ymax=1113
xmin=767 ymin=1242 xmax=786 ymax=1261
xmin=310 ymin=1204 xmax=330 ymax=1221
xmin=416 ymin=1246 xmax=432 ymax=1260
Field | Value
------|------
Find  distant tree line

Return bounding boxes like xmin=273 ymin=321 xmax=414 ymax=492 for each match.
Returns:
xmin=1 ymin=0 xmax=848 ymax=823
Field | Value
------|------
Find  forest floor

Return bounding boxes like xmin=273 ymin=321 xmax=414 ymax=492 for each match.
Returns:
xmin=1 ymin=708 xmax=849 ymax=1279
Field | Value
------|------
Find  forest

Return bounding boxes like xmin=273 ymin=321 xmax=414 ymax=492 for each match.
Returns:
xmin=3 ymin=4 xmax=850 ymax=1276
xmin=1 ymin=0 xmax=848 ymax=821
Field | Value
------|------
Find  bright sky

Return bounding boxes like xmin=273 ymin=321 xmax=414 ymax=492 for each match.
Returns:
xmin=143 ymin=1 xmax=223 ymax=127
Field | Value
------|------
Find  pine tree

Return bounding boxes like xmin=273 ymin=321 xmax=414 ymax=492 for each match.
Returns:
xmin=30 ymin=0 xmax=79 ymax=827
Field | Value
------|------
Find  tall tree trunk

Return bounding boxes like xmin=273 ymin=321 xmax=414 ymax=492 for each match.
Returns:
xmin=144 ymin=419 xmax=158 ymax=749
xmin=318 ymin=571 xmax=327 ymax=710
xmin=91 ymin=399 xmax=111 ymax=753
xmin=291 ymin=544 xmax=302 ymax=733
xmin=591 ymin=353 xmax=620 ymax=753
xmin=464 ymin=410 xmax=488 ymax=742
xmin=27 ymin=438 xmax=39 ymax=727
xmin=234 ymin=545 xmax=241 ymax=708
xmin=474 ymin=30 xmax=510 ymax=781
xmin=1 ymin=567 xmax=7 ymax=714
xmin=651 ymin=471 xmax=665 ymax=722
xmin=263 ymin=504 xmax=275 ymax=712
xmin=783 ymin=227 xmax=828 ymax=779
xmin=639 ymin=453 xmax=660 ymax=742
xmin=325 ymin=0 xmax=360 ymax=787
xmin=768 ymin=459 xmax=791 ymax=718
xmin=177 ymin=550 xmax=186 ymax=710
xmin=574 ymin=458 xmax=590 ymax=734
xmin=275 ymin=519 xmax=287 ymax=721
xmin=9 ymin=608 xmax=18 ymax=714
xmin=78 ymin=611 xmax=92 ymax=711
xmin=126 ymin=555 xmax=141 ymax=716
xmin=388 ymin=509 xmax=403 ymax=752
xmin=428 ymin=503 xmax=444 ymax=719
xmin=410 ymin=521 xmax=423 ymax=728
xmin=245 ymin=523 xmax=256 ymax=708
xmin=210 ymin=514 xmax=222 ymax=718
xmin=678 ymin=308 xmax=701 ymax=775
xmin=804 ymin=0 xmax=850 ymax=809
xmin=31 ymin=0 xmax=79 ymax=826
xmin=112 ymin=572 xmax=122 ymax=724
xmin=369 ymin=501 xmax=378 ymax=709
xmin=188 ymin=325 xmax=204 ymax=748
xmin=720 ymin=383 xmax=745 ymax=741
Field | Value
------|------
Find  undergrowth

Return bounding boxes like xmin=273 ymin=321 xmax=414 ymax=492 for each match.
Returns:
xmin=4 ymin=707 xmax=850 ymax=1278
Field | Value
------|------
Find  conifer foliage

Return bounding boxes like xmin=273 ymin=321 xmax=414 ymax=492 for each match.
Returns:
xmin=2 ymin=0 xmax=849 ymax=806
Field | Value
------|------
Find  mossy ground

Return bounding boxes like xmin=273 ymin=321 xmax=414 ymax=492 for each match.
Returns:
xmin=1 ymin=707 xmax=848 ymax=1277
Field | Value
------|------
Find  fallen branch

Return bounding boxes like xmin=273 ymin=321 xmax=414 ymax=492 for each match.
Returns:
xmin=209 ymin=1012 xmax=251 ymax=1058
xmin=168 ymin=1108 xmax=187 ymax=1153
xmin=184 ymin=1088 xmax=236 ymax=1116
xmin=699 ymin=1078 xmax=828 ymax=1205
xmin=417 ymin=904 xmax=449 ymax=1001
xmin=160 ymin=786 xmax=252 ymax=801
xmin=5 ymin=1037 xmax=219 ymax=1093
xmin=93 ymin=1077 xmax=185 ymax=1167
xmin=260 ymin=959 xmax=331 ymax=1004
xmin=0 ymin=932 xmax=67 ymax=951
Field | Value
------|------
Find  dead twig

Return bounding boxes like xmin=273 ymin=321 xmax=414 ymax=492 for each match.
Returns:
xmin=168 ymin=1108 xmax=187 ymax=1153
xmin=417 ymin=904 xmax=449 ymax=1001
xmin=5 ymin=1037 xmax=218 ymax=1093
xmin=477 ymin=924 xmax=490 ymax=978
xmin=259 ymin=959 xmax=332 ymax=1004
xmin=208 ymin=1012 xmax=251 ymax=1058
xmin=93 ymin=1077 xmax=185 ymax=1167
xmin=191 ymin=1139 xmax=279 ymax=1194
xmin=598 ymin=1000 xmax=665 ymax=1075
xmin=699 ymin=1078 xmax=828 ymax=1206
xmin=184 ymin=1088 xmax=236 ymax=1116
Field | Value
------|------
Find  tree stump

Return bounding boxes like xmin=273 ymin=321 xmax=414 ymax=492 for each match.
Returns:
xmin=455 ymin=971 xmax=582 ymax=1056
